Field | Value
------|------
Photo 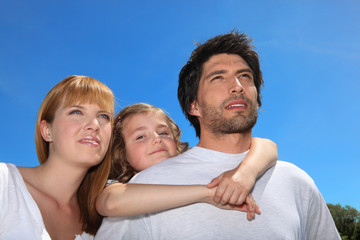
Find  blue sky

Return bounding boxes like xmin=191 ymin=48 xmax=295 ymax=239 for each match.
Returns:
xmin=1 ymin=0 xmax=359 ymax=210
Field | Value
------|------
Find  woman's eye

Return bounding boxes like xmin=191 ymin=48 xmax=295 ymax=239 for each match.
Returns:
xmin=159 ymin=132 xmax=170 ymax=136
xmin=70 ymin=110 xmax=81 ymax=115
xmin=100 ymin=114 xmax=110 ymax=120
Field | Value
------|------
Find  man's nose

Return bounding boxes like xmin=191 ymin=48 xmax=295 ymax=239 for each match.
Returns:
xmin=229 ymin=76 xmax=245 ymax=95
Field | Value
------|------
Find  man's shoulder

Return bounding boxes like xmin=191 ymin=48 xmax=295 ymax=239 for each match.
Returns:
xmin=129 ymin=153 xmax=189 ymax=183
xmin=130 ymin=148 xmax=213 ymax=184
xmin=271 ymin=160 xmax=316 ymax=188
xmin=275 ymin=160 xmax=304 ymax=171
xmin=275 ymin=160 xmax=309 ymax=175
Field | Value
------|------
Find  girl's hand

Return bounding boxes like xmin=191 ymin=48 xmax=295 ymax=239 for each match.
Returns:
xmin=206 ymin=187 xmax=260 ymax=220
xmin=207 ymin=166 xmax=256 ymax=206
xmin=206 ymin=137 xmax=276 ymax=214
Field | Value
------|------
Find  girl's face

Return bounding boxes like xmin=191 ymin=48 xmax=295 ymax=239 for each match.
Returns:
xmin=42 ymin=102 xmax=112 ymax=167
xmin=121 ymin=111 xmax=177 ymax=171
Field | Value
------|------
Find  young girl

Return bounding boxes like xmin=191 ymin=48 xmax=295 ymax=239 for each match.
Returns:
xmin=0 ymin=75 xmax=114 ymax=239
xmin=96 ymin=103 xmax=278 ymax=220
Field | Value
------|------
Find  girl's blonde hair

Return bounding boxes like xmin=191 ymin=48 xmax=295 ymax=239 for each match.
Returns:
xmin=109 ymin=103 xmax=188 ymax=183
xmin=34 ymin=75 xmax=114 ymax=235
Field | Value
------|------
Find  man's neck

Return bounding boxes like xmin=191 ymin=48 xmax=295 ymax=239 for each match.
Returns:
xmin=197 ymin=130 xmax=252 ymax=154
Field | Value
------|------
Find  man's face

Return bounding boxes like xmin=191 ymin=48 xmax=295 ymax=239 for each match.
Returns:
xmin=190 ymin=53 xmax=258 ymax=136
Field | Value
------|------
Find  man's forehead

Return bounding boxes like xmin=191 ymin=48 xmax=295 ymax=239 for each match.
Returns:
xmin=201 ymin=53 xmax=249 ymax=76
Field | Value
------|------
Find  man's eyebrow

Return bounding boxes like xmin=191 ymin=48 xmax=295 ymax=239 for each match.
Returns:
xmin=236 ymin=68 xmax=253 ymax=74
xmin=205 ymin=70 xmax=227 ymax=80
xmin=205 ymin=68 xmax=253 ymax=80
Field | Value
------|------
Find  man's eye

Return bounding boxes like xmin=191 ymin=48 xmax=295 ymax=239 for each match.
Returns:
xmin=238 ymin=74 xmax=248 ymax=78
xmin=211 ymin=76 xmax=222 ymax=81
xmin=239 ymin=73 xmax=253 ymax=80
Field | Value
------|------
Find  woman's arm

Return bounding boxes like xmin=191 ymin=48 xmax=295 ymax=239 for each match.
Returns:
xmin=96 ymin=183 xmax=258 ymax=219
xmin=208 ymin=137 xmax=278 ymax=205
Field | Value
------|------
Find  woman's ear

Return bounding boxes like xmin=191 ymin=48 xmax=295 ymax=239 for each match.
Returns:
xmin=40 ymin=120 xmax=52 ymax=142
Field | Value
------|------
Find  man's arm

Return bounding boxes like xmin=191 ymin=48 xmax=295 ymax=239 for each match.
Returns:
xmin=304 ymin=188 xmax=341 ymax=240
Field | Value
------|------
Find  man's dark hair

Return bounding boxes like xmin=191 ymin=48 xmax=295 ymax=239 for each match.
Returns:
xmin=177 ymin=31 xmax=264 ymax=137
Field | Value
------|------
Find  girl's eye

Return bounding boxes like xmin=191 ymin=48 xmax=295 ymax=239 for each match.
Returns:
xmin=99 ymin=114 xmax=110 ymax=120
xmin=136 ymin=135 xmax=144 ymax=140
xmin=70 ymin=110 xmax=81 ymax=115
xmin=159 ymin=132 xmax=170 ymax=136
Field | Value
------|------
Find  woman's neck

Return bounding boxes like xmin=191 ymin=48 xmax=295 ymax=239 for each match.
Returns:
xmin=19 ymin=159 xmax=88 ymax=204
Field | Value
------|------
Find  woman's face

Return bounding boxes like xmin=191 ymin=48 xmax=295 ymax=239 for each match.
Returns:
xmin=42 ymin=102 xmax=112 ymax=167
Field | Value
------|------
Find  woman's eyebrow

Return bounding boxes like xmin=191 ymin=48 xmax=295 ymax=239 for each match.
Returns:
xmin=68 ymin=105 xmax=85 ymax=109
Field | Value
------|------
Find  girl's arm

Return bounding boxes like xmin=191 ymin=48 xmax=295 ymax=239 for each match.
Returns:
xmin=96 ymin=137 xmax=276 ymax=220
xmin=96 ymin=183 xmax=209 ymax=217
xmin=207 ymin=137 xmax=278 ymax=206
xmin=96 ymin=183 xmax=259 ymax=220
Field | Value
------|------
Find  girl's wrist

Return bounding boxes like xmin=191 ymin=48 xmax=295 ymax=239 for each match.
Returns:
xmin=239 ymin=161 xmax=259 ymax=179
xmin=202 ymin=185 xmax=215 ymax=203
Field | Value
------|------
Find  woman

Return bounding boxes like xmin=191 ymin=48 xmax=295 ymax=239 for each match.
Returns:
xmin=0 ymin=75 xmax=114 ymax=239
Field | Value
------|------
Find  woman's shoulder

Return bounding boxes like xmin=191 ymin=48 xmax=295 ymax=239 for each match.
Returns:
xmin=75 ymin=232 xmax=94 ymax=240
xmin=0 ymin=163 xmax=35 ymax=184
xmin=0 ymin=162 xmax=19 ymax=178
xmin=0 ymin=162 xmax=14 ymax=170
xmin=0 ymin=163 xmax=27 ymax=194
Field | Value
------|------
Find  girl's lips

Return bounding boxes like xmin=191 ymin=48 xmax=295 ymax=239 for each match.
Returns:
xmin=149 ymin=148 xmax=166 ymax=155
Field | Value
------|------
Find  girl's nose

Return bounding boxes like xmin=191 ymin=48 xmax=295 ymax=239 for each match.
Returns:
xmin=152 ymin=133 xmax=163 ymax=144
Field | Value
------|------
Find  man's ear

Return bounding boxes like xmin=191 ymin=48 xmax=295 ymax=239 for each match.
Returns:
xmin=40 ymin=120 xmax=53 ymax=142
xmin=189 ymin=101 xmax=201 ymax=118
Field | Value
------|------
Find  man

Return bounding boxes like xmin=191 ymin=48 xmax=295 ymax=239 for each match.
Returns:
xmin=96 ymin=32 xmax=340 ymax=239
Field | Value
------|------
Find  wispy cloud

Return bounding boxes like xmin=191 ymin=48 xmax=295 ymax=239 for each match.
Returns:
xmin=257 ymin=35 xmax=360 ymax=60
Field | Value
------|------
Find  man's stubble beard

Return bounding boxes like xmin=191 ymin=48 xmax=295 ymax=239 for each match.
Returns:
xmin=201 ymin=97 xmax=258 ymax=136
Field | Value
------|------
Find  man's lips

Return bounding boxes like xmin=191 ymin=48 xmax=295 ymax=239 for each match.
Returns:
xmin=225 ymin=100 xmax=247 ymax=110
xmin=79 ymin=136 xmax=100 ymax=146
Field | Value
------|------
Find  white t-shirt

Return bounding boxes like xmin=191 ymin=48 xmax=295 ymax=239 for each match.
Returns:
xmin=96 ymin=147 xmax=340 ymax=240
xmin=0 ymin=163 xmax=51 ymax=240
xmin=0 ymin=163 xmax=94 ymax=240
